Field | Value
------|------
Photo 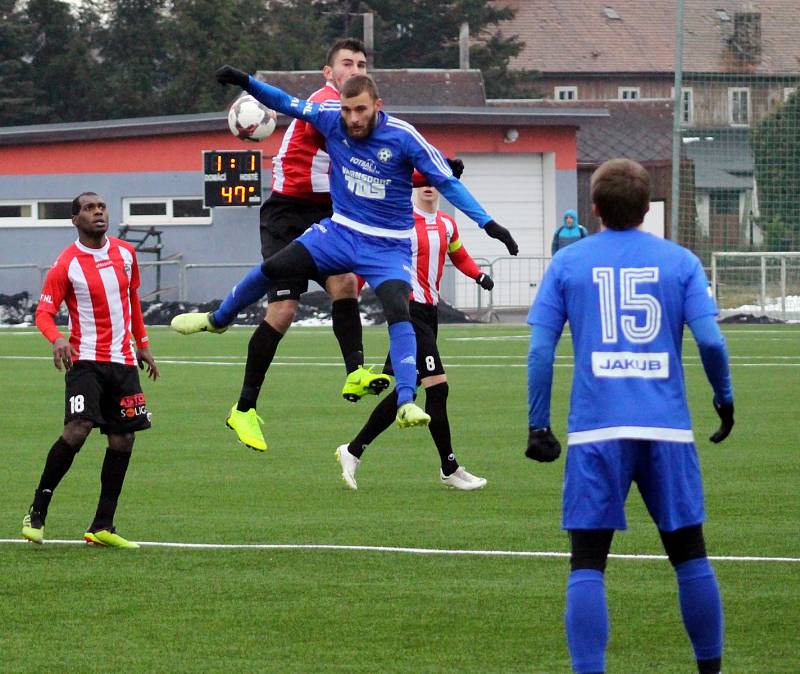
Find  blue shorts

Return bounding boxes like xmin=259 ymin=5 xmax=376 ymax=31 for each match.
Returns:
xmin=562 ymin=439 xmax=705 ymax=532
xmin=297 ymin=218 xmax=412 ymax=290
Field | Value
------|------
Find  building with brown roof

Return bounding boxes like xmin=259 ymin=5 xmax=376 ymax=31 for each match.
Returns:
xmin=499 ymin=0 xmax=799 ymax=128
xmin=498 ymin=0 xmax=799 ymax=249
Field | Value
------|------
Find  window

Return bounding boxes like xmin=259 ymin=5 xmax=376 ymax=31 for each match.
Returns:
xmin=671 ymin=87 xmax=694 ymax=125
xmin=618 ymin=87 xmax=640 ymax=100
xmin=554 ymin=86 xmax=578 ymax=101
xmin=0 ymin=200 xmax=72 ymax=228
xmin=728 ymin=87 xmax=750 ymax=125
xmin=123 ymin=197 xmax=210 ymax=225
xmin=785 ymin=87 xmax=797 ymax=102
xmin=710 ymin=190 xmax=740 ymax=215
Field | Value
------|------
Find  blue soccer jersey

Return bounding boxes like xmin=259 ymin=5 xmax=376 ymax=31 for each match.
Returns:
xmin=246 ymin=78 xmax=491 ymax=237
xmin=528 ymin=228 xmax=718 ymax=441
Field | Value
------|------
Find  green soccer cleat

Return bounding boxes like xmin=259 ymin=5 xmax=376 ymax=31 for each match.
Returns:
xmin=170 ymin=311 xmax=228 ymax=335
xmin=84 ymin=528 xmax=139 ymax=549
xmin=226 ymin=405 xmax=267 ymax=452
xmin=342 ymin=366 xmax=393 ymax=402
xmin=396 ymin=402 xmax=431 ymax=428
xmin=22 ymin=509 xmax=44 ymax=544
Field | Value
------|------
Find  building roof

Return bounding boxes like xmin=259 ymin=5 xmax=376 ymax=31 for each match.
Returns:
xmin=682 ymin=128 xmax=753 ymax=189
xmin=500 ymin=0 xmax=800 ymax=76
xmin=502 ymin=99 xmax=673 ymax=164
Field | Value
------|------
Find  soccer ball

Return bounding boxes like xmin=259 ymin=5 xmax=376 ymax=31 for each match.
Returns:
xmin=227 ymin=94 xmax=277 ymax=142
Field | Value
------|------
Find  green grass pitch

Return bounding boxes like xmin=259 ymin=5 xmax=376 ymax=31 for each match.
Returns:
xmin=1 ymin=323 xmax=798 ymax=673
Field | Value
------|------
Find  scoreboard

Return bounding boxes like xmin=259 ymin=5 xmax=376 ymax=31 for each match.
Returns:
xmin=203 ymin=150 xmax=262 ymax=207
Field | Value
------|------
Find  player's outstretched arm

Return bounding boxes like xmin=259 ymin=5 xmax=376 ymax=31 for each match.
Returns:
xmin=216 ymin=65 xmax=330 ymax=128
xmin=436 ymin=178 xmax=519 ymax=255
xmin=526 ymin=325 xmax=562 ymax=461
xmin=688 ymin=315 xmax=735 ymax=443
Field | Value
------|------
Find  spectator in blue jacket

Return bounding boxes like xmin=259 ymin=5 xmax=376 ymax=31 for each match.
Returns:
xmin=551 ymin=209 xmax=588 ymax=255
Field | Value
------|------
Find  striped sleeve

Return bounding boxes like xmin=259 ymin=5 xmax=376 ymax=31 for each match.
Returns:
xmin=35 ymin=260 xmax=69 ymax=343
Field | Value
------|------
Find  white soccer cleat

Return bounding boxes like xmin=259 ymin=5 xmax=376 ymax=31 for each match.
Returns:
xmin=336 ymin=444 xmax=360 ymax=490
xmin=440 ymin=466 xmax=487 ymax=491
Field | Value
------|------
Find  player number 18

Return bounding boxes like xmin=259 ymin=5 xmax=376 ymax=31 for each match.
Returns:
xmin=592 ymin=267 xmax=661 ymax=344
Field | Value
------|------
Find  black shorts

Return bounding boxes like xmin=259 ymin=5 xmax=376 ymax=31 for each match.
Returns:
xmin=259 ymin=192 xmax=333 ymax=302
xmin=383 ymin=301 xmax=444 ymax=383
xmin=64 ymin=360 xmax=151 ymax=435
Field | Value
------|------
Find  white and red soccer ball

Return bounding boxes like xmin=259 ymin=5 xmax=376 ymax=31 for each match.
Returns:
xmin=227 ymin=94 xmax=277 ymax=142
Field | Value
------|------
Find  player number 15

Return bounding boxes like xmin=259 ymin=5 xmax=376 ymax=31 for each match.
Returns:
xmin=592 ymin=267 xmax=661 ymax=344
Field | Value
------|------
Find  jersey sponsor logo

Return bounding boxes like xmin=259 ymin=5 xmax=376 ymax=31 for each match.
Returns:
xmin=341 ymin=166 xmax=389 ymax=200
xmin=39 ymin=293 xmax=53 ymax=304
xmin=303 ymin=102 xmax=314 ymax=114
xmin=96 ymin=259 xmax=114 ymax=270
xmin=349 ymin=156 xmax=379 ymax=173
xmin=591 ymin=351 xmax=669 ymax=379
xmin=377 ymin=147 xmax=392 ymax=163
xmin=119 ymin=392 xmax=148 ymax=418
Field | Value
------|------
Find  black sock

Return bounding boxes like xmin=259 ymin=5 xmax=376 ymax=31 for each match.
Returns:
xmin=33 ymin=437 xmax=81 ymax=517
xmin=348 ymin=389 xmax=398 ymax=458
xmin=332 ymin=298 xmax=363 ymax=373
xmin=237 ymin=321 xmax=284 ymax=412
xmin=424 ymin=383 xmax=459 ymax=475
xmin=90 ymin=448 xmax=131 ymax=532
xmin=697 ymin=657 xmax=721 ymax=674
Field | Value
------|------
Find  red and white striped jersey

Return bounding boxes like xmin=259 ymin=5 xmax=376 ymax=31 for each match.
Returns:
xmin=35 ymin=237 xmax=148 ymax=366
xmin=270 ymin=82 xmax=337 ymax=203
xmin=410 ymin=207 xmax=462 ymax=305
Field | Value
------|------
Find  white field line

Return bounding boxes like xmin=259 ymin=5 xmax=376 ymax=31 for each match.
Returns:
xmin=2 ymin=355 xmax=800 ymax=369
xmin=0 ymin=538 xmax=797 ymax=563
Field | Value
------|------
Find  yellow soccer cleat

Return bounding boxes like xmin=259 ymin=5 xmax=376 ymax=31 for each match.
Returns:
xmin=84 ymin=529 xmax=140 ymax=549
xmin=396 ymin=402 xmax=431 ymax=428
xmin=342 ymin=366 xmax=393 ymax=402
xmin=170 ymin=311 xmax=228 ymax=335
xmin=22 ymin=510 xmax=44 ymax=544
xmin=226 ymin=405 xmax=267 ymax=452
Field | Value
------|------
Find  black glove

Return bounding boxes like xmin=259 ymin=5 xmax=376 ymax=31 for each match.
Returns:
xmin=526 ymin=427 xmax=562 ymax=463
xmin=709 ymin=400 xmax=734 ymax=444
xmin=484 ymin=220 xmax=519 ymax=256
xmin=446 ymin=158 xmax=464 ymax=179
xmin=216 ymin=65 xmax=249 ymax=88
xmin=476 ymin=273 xmax=494 ymax=291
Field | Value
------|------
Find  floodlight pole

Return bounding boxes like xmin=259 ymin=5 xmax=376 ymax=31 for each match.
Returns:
xmin=670 ymin=0 xmax=685 ymax=243
xmin=459 ymin=22 xmax=470 ymax=69
xmin=363 ymin=12 xmax=374 ymax=68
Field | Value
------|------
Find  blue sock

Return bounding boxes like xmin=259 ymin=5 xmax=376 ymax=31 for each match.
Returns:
xmin=387 ymin=321 xmax=417 ymax=405
xmin=212 ymin=264 xmax=271 ymax=327
xmin=675 ymin=558 xmax=723 ymax=662
xmin=565 ymin=569 xmax=608 ymax=674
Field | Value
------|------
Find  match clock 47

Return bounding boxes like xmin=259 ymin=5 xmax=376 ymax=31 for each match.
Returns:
xmin=203 ymin=150 xmax=262 ymax=207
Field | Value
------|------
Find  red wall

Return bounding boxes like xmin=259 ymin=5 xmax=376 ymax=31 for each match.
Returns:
xmin=0 ymin=124 xmax=576 ymax=175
